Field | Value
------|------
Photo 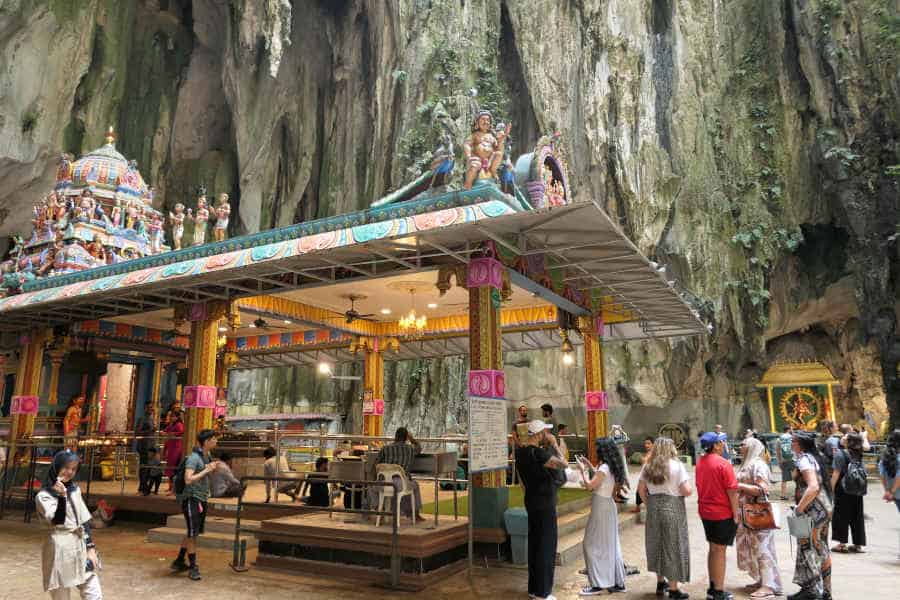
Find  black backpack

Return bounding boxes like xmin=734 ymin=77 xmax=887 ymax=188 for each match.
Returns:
xmin=172 ymin=450 xmax=203 ymax=495
xmin=840 ymin=450 xmax=868 ymax=496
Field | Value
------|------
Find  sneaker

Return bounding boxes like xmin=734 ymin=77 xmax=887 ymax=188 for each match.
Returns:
xmin=170 ymin=559 xmax=189 ymax=573
xmin=668 ymin=591 xmax=690 ymax=600
xmin=607 ymin=585 xmax=626 ymax=593
xmin=580 ymin=588 xmax=605 ymax=596
xmin=188 ymin=566 xmax=202 ymax=581
xmin=656 ymin=581 xmax=670 ymax=596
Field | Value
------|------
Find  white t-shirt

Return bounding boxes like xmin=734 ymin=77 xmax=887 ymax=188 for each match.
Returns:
xmin=639 ymin=458 xmax=689 ymax=496
xmin=594 ymin=463 xmax=615 ymax=497
xmin=796 ymin=453 xmax=819 ymax=474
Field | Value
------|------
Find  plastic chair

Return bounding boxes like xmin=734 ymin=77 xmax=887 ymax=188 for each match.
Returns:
xmin=374 ymin=463 xmax=416 ymax=528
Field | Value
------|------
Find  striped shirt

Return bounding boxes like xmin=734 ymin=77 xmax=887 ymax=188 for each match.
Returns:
xmin=376 ymin=441 xmax=421 ymax=474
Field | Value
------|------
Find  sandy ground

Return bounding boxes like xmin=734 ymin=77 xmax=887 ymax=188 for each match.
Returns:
xmin=0 ymin=475 xmax=897 ymax=599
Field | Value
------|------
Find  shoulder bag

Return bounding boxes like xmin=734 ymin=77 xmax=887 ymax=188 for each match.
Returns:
xmin=741 ymin=490 xmax=779 ymax=530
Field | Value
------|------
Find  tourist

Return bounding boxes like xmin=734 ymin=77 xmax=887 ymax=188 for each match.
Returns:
xmin=776 ymin=426 xmax=795 ymax=499
xmin=557 ymin=423 xmax=570 ymax=462
xmin=35 ymin=449 xmax=103 ymax=600
xmin=696 ymin=431 xmax=738 ymax=600
xmin=638 ymin=437 xmax=692 ymax=599
xmin=171 ymin=429 xmax=221 ymax=581
xmin=374 ymin=426 xmax=425 ymax=521
xmin=714 ymin=425 xmax=731 ymax=462
xmin=788 ymin=431 xmax=832 ymax=600
xmin=301 ymin=457 xmax=331 ymax=507
xmin=610 ymin=425 xmax=631 ymax=501
xmin=511 ymin=403 xmax=529 ymax=447
xmin=209 ymin=452 xmax=244 ymax=498
xmin=878 ymin=430 xmax=900 ymax=558
xmin=632 ymin=436 xmax=655 ymax=514
xmin=135 ymin=406 xmax=156 ymax=494
xmin=578 ymin=437 xmax=627 ymax=596
xmin=263 ymin=446 xmax=300 ymax=502
xmin=540 ymin=403 xmax=557 ymax=432
xmin=735 ymin=437 xmax=782 ymax=599
xmin=830 ymin=432 xmax=867 ymax=553
xmin=163 ymin=409 xmax=184 ymax=494
xmin=144 ymin=447 xmax=163 ymax=495
xmin=516 ymin=419 xmax=567 ymax=600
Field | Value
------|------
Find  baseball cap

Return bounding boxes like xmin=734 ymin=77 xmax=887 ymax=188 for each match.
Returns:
xmin=700 ymin=431 xmax=727 ymax=448
xmin=527 ymin=419 xmax=553 ymax=435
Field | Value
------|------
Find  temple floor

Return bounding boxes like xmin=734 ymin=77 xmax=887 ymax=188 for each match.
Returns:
xmin=1 ymin=474 xmax=897 ymax=599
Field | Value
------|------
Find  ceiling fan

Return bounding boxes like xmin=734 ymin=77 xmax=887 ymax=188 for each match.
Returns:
xmin=327 ymin=294 xmax=376 ymax=324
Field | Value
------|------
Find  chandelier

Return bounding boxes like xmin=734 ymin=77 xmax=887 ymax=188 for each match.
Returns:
xmin=399 ymin=289 xmax=427 ymax=334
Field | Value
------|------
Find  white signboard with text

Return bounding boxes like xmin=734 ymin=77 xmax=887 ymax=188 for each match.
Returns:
xmin=468 ymin=395 xmax=508 ymax=473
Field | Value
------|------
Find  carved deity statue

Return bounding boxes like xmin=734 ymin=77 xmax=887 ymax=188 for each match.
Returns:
xmin=190 ymin=190 xmax=210 ymax=246
xmin=213 ymin=193 xmax=231 ymax=242
xmin=168 ymin=203 xmax=186 ymax=250
xmin=148 ymin=212 xmax=164 ymax=253
xmin=463 ymin=110 xmax=511 ymax=190
xmin=110 ymin=198 xmax=122 ymax=229
xmin=75 ymin=189 xmax=95 ymax=222
xmin=63 ymin=395 xmax=89 ymax=451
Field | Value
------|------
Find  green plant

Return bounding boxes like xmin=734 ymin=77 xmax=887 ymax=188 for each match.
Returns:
xmin=21 ymin=110 xmax=39 ymax=134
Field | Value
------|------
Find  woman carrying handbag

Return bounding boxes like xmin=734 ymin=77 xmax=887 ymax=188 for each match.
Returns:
xmin=735 ymin=437 xmax=782 ymax=599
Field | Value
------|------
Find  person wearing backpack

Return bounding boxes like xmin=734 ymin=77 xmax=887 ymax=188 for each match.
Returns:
xmin=171 ymin=429 xmax=221 ymax=581
xmin=776 ymin=427 xmax=795 ymax=500
xmin=829 ymin=432 xmax=866 ymax=553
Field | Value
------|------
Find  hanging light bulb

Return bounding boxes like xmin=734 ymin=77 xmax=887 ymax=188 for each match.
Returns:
xmin=560 ymin=329 xmax=575 ymax=365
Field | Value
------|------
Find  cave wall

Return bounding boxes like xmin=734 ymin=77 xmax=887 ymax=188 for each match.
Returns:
xmin=0 ymin=0 xmax=897 ymax=438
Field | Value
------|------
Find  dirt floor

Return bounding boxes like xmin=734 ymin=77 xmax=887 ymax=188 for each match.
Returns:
xmin=1 ymin=475 xmax=897 ymax=599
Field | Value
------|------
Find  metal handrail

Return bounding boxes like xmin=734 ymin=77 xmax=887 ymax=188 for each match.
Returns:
xmin=230 ymin=475 xmax=403 ymax=587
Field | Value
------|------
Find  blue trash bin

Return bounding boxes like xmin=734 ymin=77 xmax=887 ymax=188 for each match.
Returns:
xmin=504 ymin=507 xmax=529 ymax=565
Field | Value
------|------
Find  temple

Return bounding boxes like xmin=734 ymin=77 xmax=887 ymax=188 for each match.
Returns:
xmin=0 ymin=118 xmax=706 ymax=587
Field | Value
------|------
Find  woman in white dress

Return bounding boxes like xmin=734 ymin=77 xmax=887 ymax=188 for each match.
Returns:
xmin=578 ymin=437 xmax=628 ymax=596
xmin=35 ymin=450 xmax=103 ymax=599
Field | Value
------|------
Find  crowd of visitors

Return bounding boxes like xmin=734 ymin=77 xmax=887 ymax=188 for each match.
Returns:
xmin=512 ymin=415 xmax=899 ymax=600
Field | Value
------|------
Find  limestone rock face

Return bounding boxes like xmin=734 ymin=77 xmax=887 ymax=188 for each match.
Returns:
xmin=0 ymin=1 xmax=897 ymax=437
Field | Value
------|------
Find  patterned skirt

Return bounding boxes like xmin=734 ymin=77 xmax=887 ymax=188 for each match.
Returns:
xmin=793 ymin=496 xmax=832 ymax=589
xmin=645 ymin=494 xmax=691 ymax=583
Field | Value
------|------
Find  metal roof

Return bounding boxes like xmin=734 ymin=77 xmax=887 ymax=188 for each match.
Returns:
xmin=0 ymin=199 xmax=706 ymax=342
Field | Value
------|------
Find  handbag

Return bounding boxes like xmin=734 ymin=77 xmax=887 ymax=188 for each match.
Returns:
xmin=785 ymin=508 xmax=813 ymax=538
xmin=741 ymin=491 xmax=779 ymax=530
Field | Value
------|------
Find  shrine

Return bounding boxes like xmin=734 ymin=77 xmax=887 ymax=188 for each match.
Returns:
xmin=756 ymin=361 xmax=840 ymax=432
xmin=0 ymin=119 xmax=706 ymax=587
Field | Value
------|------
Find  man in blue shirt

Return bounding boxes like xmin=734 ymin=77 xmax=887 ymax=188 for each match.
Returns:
xmin=171 ymin=429 xmax=221 ymax=581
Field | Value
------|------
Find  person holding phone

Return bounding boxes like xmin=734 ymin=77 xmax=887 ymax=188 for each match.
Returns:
xmin=35 ymin=449 xmax=103 ymax=599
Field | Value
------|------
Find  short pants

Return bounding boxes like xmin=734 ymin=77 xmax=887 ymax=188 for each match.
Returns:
xmin=182 ymin=498 xmax=207 ymax=538
xmin=702 ymin=517 xmax=737 ymax=546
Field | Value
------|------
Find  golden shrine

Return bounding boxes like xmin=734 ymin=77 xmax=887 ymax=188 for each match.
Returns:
xmin=757 ymin=361 xmax=839 ymax=432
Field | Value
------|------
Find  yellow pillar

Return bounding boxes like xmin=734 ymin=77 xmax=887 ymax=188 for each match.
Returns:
xmin=766 ymin=386 xmax=777 ymax=433
xmin=180 ymin=302 xmax=226 ymax=448
xmin=580 ymin=316 xmax=607 ymax=464
xmin=45 ymin=338 xmax=69 ymax=406
xmin=10 ymin=329 xmax=49 ymax=458
xmin=363 ymin=345 xmax=385 ymax=437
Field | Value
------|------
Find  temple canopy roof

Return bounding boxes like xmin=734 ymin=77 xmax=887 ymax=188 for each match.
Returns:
xmin=757 ymin=361 xmax=839 ymax=387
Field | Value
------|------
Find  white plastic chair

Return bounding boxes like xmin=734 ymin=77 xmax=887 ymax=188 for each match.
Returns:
xmin=374 ymin=463 xmax=416 ymax=528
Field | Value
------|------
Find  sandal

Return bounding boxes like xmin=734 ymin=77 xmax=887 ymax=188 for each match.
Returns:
xmin=848 ymin=545 xmax=866 ymax=553
xmin=831 ymin=544 xmax=848 ymax=553
xmin=750 ymin=590 xmax=774 ymax=598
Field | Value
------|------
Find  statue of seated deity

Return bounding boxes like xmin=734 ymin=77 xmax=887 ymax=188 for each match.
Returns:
xmin=463 ymin=110 xmax=511 ymax=190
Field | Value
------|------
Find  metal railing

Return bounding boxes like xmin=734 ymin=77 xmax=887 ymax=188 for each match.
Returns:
xmin=230 ymin=475 xmax=403 ymax=587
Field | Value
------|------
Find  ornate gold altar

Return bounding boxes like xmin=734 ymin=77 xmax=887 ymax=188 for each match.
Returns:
xmin=756 ymin=361 xmax=839 ymax=432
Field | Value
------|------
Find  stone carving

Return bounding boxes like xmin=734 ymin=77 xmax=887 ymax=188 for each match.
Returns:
xmin=463 ymin=110 xmax=511 ymax=189
xmin=213 ymin=193 xmax=231 ymax=242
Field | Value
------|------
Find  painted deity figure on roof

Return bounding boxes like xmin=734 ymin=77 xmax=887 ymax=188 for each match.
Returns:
xmin=190 ymin=190 xmax=209 ymax=246
xmin=463 ymin=110 xmax=511 ymax=189
xmin=213 ymin=193 xmax=231 ymax=242
xmin=148 ymin=212 xmax=163 ymax=253
xmin=168 ymin=203 xmax=186 ymax=250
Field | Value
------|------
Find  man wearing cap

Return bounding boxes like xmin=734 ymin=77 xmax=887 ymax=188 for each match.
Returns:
xmin=696 ymin=431 xmax=739 ymax=600
xmin=516 ymin=419 xmax=568 ymax=600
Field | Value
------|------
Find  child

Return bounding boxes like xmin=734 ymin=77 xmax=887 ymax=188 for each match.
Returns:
xmin=145 ymin=447 xmax=163 ymax=495
xmin=302 ymin=457 xmax=331 ymax=507
xmin=35 ymin=449 xmax=104 ymax=599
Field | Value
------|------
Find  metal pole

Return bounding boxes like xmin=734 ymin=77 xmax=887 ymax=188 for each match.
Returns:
xmin=231 ymin=481 xmax=244 ymax=567
xmin=0 ymin=443 xmax=10 ymax=519
xmin=24 ymin=444 xmax=37 ymax=523
xmin=390 ymin=489 xmax=400 ymax=588
xmin=452 ymin=462 xmax=458 ymax=521
xmin=85 ymin=446 xmax=96 ymax=503
xmin=273 ymin=423 xmax=281 ymax=503
xmin=119 ymin=445 xmax=126 ymax=495
xmin=433 ymin=459 xmax=439 ymax=529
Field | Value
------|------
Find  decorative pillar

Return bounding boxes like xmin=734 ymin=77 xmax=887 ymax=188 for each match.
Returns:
xmin=46 ymin=337 xmax=69 ymax=406
xmin=467 ymin=256 xmax=509 ymax=530
xmin=9 ymin=329 xmax=49 ymax=458
xmin=580 ymin=316 xmax=608 ymax=464
xmin=363 ymin=344 xmax=385 ymax=437
xmin=214 ymin=352 xmax=238 ymax=419
xmin=180 ymin=302 xmax=226 ymax=447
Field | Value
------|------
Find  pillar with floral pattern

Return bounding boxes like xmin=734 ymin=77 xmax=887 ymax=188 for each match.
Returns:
xmin=180 ymin=301 xmax=227 ymax=447
xmin=580 ymin=315 xmax=608 ymax=463
xmin=9 ymin=329 xmax=49 ymax=459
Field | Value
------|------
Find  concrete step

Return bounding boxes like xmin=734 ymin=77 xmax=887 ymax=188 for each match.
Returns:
xmin=555 ymin=530 xmax=584 ymax=566
xmin=164 ymin=514 xmax=261 ymax=535
xmin=556 ymin=495 xmax=592 ymax=516
xmin=146 ymin=526 xmax=257 ymax=550
xmin=557 ymin=508 xmax=590 ymax=538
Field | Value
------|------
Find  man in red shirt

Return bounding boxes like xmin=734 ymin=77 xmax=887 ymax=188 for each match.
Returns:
xmin=696 ymin=431 xmax=739 ymax=600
